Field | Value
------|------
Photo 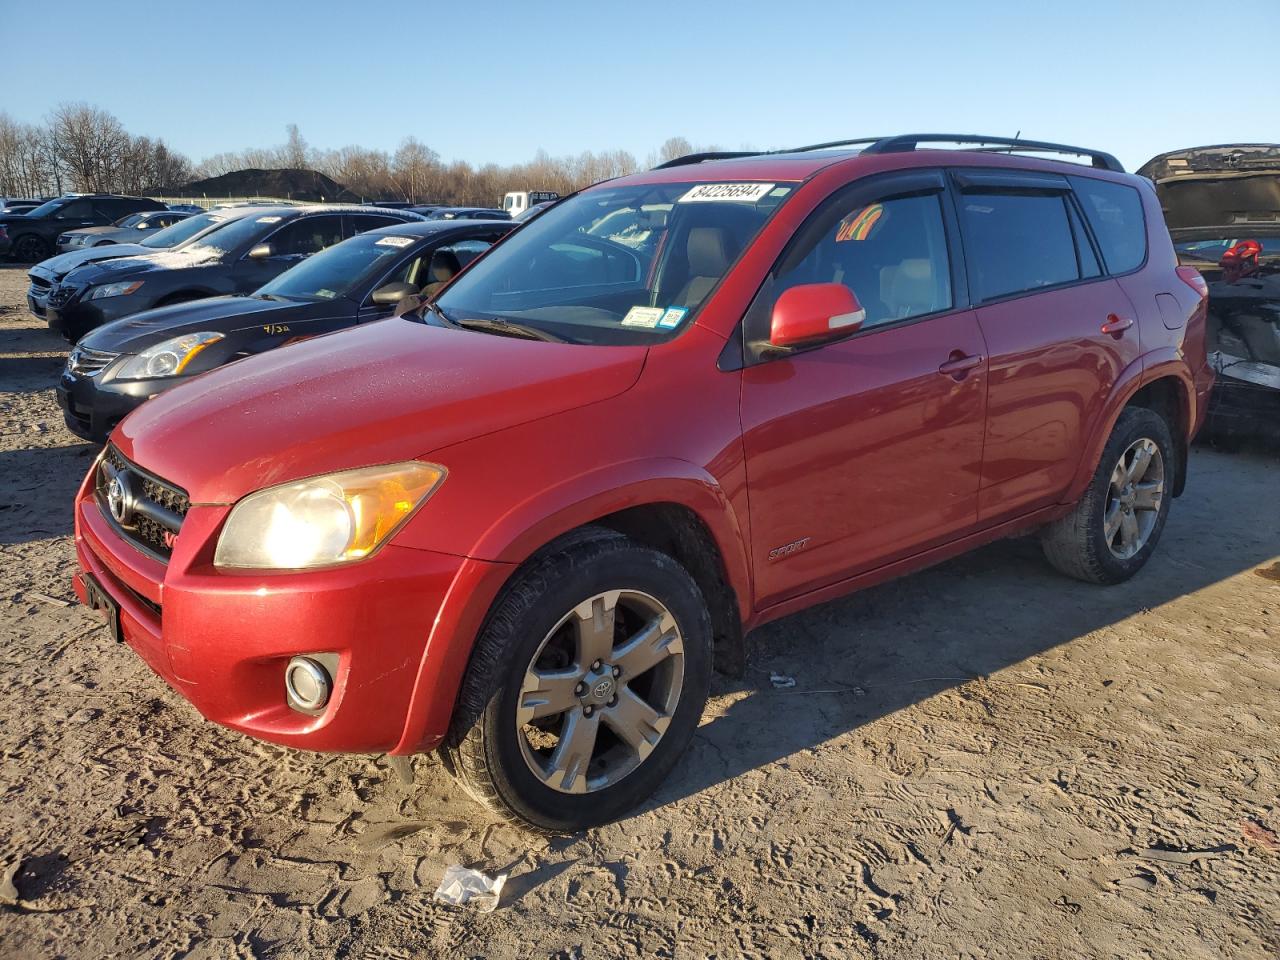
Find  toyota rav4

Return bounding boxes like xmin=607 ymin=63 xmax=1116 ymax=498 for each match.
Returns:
xmin=72 ymin=135 xmax=1213 ymax=831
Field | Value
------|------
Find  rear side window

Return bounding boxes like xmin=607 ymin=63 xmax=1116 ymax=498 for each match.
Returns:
xmin=267 ymin=215 xmax=345 ymax=256
xmin=349 ymin=214 xmax=405 ymax=234
xmin=1070 ymin=177 xmax=1147 ymax=274
xmin=960 ymin=192 xmax=1079 ymax=301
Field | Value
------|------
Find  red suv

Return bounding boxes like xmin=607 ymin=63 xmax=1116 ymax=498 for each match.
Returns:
xmin=73 ymin=135 xmax=1213 ymax=831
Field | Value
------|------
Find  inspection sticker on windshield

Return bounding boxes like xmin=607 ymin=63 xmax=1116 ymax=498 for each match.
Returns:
xmin=678 ymin=183 xmax=775 ymax=204
xmin=621 ymin=306 xmax=666 ymax=328
xmin=375 ymin=236 xmax=415 ymax=248
xmin=256 ymin=216 xmax=282 ymax=223
xmin=657 ymin=307 xmax=688 ymax=328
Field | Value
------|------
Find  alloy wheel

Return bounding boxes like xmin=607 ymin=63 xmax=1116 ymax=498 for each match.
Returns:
xmin=14 ymin=236 xmax=47 ymax=263
xmin=516 ymin=589 xmax=685 ymax=794
xmin=1104 ymin=437 xmax=1165 ymax=559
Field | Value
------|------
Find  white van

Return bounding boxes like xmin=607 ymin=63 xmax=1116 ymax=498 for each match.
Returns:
xmin=502 ymin=190 xmax=560 ymax=218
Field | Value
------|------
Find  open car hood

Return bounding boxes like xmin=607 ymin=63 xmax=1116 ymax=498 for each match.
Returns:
xmin=1138 ymin=144 xmax=1280 ymax=236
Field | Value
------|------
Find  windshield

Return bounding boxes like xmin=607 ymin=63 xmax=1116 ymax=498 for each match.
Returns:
xmin=25 ymin=198 xmax=69 ymax=218
xmin=114 ymin=213 xmax=145 ymax=228
xmin=184 ymin=211 xmax=284 ymax=257
xmin=435 ymin=180 xmax=792 ymax=344
xmin=140 ymin=212 xmax=228 ymax=249
xmin=257 ymin=232 xmax=416 ymax=301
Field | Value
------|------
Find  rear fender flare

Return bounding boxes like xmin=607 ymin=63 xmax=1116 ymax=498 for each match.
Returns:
xmin=1064 ymin=351 xmax=1195 ymax=504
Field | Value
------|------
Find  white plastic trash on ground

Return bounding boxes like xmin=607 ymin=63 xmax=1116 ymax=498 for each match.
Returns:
xmin=433 ymin=864 xmax=507 ymax=913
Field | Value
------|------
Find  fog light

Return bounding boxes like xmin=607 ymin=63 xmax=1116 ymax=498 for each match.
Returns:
xmin=285 ymin=656 xmax=331 ymax=711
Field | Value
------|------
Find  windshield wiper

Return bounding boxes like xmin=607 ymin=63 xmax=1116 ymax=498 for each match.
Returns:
xmin=421 ymin=298 xmax=462 ymax=329
xmin=454 ymin=317 xmax=567 ymax=343
xmin=418 ymin=301 xmax=567 ymax=343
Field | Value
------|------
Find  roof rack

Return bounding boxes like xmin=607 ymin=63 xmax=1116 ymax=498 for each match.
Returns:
xmin=652 ymin=151 xmax=762 ymax=169
xmin=859 ymin=134 xmax=1124 ymax=172
xmin=655 ymin=135 xmax=1125 ymax=174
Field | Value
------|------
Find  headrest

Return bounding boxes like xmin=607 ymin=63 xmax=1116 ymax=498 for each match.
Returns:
xmin=889 ymin=258 xmax=935 ymax=312
xmin=686 ymin=227 xmax=730 ymax=278
xmin=430 ymin=250 xmax=461 ymax=283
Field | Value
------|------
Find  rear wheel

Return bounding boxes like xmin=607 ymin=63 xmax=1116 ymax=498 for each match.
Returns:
xmin=1041 ymin=407 xmax=1174 ymax=584
xmin=441 ymin=531 xmax=712 ymax=832
xmin=12 ymin=234 xmax=49 ymax=263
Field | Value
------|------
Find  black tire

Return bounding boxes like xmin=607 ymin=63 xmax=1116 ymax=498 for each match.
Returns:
xmin=93 ymin=240 xmax=115 ymax=247
xmin=441 ymin=530 xmax=713 ymax=832
xmin=1041 ymin=406 xmax=1174 ymax=584
xmin=12 ymin=234 xmax=49 ymax=263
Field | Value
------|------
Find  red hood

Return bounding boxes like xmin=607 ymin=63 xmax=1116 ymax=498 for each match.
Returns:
xmin=115 ymin=318 xmax=647 ymax=503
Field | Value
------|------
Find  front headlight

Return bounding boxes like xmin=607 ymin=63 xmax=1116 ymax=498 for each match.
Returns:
xmin=115 ymin=332 xmax=224 ymax=380
xmin=86 ymin=280 xmax=144 ymax=300
xmin=213 ymin=462 xmax=446 ymax=570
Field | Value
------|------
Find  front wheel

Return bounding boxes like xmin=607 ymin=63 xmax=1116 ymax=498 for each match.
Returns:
xmin=12 ymin=234 xmax=49 ymax=263
xmin=1041 ymin=406 xmax=1174 ymax=584
xmin=441 ymin=532 xmax=712 ymax=832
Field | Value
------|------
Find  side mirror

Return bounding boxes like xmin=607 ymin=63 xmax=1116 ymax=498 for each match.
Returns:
xmin=769 ymin=283 xmax=865 ymax=349
xmin=371 ymin=281 xmax=419 ymax=305
xmin=248 ymin=243 xmax=273 ymax=260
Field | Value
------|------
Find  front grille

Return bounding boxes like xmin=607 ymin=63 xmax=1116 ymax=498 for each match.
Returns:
xmin=49 ymin=285 xmax=75 ymax=308
xmin=29 ymin=275 xmax=52 ymax=292
xmin=96 ymin=446 xmax=190 ymax=561
xmin=67 ymin=346 xmax=118 ymax=376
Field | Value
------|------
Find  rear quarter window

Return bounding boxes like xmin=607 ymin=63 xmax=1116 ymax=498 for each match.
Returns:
xmin=1069 ymin=176 xmax=1147 ymax=274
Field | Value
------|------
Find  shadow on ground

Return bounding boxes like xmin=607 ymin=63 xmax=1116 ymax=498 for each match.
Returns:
xmin=643 ymin=445 xmax=1279 ymax=813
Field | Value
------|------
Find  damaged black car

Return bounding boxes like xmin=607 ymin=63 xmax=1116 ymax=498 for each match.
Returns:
xmin=1139 ymin=144 xmax=1280 ymax=445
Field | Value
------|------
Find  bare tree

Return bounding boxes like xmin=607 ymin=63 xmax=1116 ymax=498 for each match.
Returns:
xmin=390 ymin=137 xmax=441 ymax=202
xmin=282 ymin=124 xmax=309 ymax=169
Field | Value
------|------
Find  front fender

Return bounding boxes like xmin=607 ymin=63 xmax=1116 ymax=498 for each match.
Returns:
xmin=391 ymin=459 xmax=753 ymax=755
xmin=471 ymin=457 xmax=752 ymax=615
xmin=1063 ymin=350 xmax=1195 ymax=505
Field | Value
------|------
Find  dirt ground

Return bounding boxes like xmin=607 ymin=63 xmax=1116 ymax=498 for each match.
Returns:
xmin=0 ymin=262 xmax=1276 ymax=960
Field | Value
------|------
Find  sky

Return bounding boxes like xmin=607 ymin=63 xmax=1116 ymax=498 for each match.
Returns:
xmin=4 ymin=0 xmax=1275 ymax=175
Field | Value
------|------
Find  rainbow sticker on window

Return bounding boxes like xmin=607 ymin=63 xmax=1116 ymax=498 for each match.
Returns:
xmin=836 ymin=203 xmax=884 ymax=242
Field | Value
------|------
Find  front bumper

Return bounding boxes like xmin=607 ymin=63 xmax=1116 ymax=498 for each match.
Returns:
xmin=72 ymin=460 xmax=512 ymax=754
xmin=57 ymin=367 xmax=166 ymax=444
xmin=45 ymin=285 xmax=140 ymax=339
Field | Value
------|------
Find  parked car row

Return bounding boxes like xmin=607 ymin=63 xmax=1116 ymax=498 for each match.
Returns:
xmin=31 ymin=203 xmax=427 ymax=340
xmin=59 ymin=217 xmax=513 ymax=440
xmin=59 ymin=133 xmax=1223 ymax=832
xmin=56 ymin=209 xmax=193 ymax=253
xmin=1 ymin=193 xmax=169 ymax=262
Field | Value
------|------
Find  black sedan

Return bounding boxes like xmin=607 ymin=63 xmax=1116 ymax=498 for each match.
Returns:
xmin=28 ymin=207 xmax=277 ymax=325
xmin=56 ymin=210 xmax=192 ymax=253
xmin=42 ymin=204 xmax=424 ymax=341
xmin=57 ymin=218 xmax=512 ymax=442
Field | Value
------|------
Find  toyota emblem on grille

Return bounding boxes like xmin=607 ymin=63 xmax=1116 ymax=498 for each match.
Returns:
xmin=103 ymin=467 xmax=135 ymax=525
xmin=107 ymin=475 xmax=127 ymax=522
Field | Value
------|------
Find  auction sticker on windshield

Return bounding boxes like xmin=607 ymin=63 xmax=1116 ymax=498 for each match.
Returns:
xmin=678 ymin=183 xmax=775 ymax=203
xmin=621 ymin=306 xmax=666 ymax=327
xmin=657 ymin=307 xmax=687 ymax=328
xmin=375 ymin=236 xmax=415 ymax=248
xmin=256 ymin=216 xmax=282 ymax=223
